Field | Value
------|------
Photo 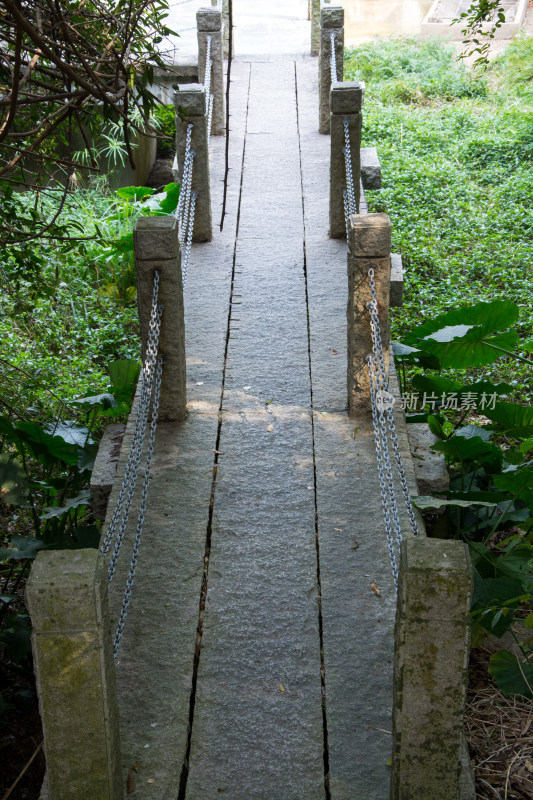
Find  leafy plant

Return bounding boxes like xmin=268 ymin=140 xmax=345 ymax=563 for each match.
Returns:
xmin=396 ymin=299 xmax=533 ymax=697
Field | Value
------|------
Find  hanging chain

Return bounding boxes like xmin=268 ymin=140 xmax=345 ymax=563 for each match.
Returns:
xmin=100 ymin=273 xmax=162 ymax=575
xmin=343 ymin=189 xmax=350 ymax=239
xmin=181 ymin=192 xmax=197 ymax=287
xmin=204 ymin=35 xmax=214 ymax=137
xmin=113 ymin=355 xmax=163 ymax=658
xmin=366 ymin=268 xmax=419 ymax=586
xmin=343 ymin=117 xmax=357 ymax=219
xmin=329 ymin=31 xmax=337 ymax=84
xmin=367 ymin=269 xmax=419 ymax=538
xmin=175 ymin=123 xmax=194 ymax=227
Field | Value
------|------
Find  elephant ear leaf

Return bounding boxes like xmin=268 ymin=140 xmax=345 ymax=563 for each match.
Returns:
xmin=489 ymin=650 xmax=533 ymax=699
xmin=402 ymin=299 xmax=519 ymax=369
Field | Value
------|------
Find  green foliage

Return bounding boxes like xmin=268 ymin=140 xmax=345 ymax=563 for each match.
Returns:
xmin=153 ymin=104 xmax=176 ymax=158
xmin=344 ymin=37 xmax=533 ymax=403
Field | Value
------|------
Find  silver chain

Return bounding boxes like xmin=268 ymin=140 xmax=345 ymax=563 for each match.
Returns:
xmin=113 ymin=355 xmax=163 ymax=658
xmin=343 ymin=117 xmax=357 ymax=220
xmin=181 ymin=191 xmax=197 ymax=286
xmin=343 ymin=189 xmax=350 ymax=239
xmin=204 ymin=36 xmax=214 ymax=137
xmin=100 ymin=273 xmax=162 ymax=577
xmin=330 ymin=31 xmax=337 ymax=84
xmin=368 ymin=269 xmax=419 ymax=538
xmin=366 ymin=268 xmax=419 ymax=587
xmin=207 ymin=93 xmax=214 ymax=137
xmin=175 ymin=123 xmax=193 ymax=226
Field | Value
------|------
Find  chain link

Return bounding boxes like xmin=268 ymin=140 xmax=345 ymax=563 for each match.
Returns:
xmin=329 ymin=31 xmax=337 ymax=84
xmin=113 ymin=355 xmax=163 ymax=658
xmin=100 ymin=273 xmax=162 ymax=574
xmin=181 ymin=191 xmax=197 ymax=287
xmin=175 ymin=123 xmax=193 ymax=226
xmin=366 ymin=267 xmax=419 ymax=586
xmin=343 ymin=117 xmax=357 ymax=220
xmin=367 ymin=269 xmax=419 ymax=538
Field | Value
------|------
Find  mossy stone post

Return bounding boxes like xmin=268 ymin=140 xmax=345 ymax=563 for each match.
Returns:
xmin=175 ymin=84 xmax=212 ymax=242
xmin=197 ymin=7 xmax=225 ymax=136
xmin=347 ymin=213 xmax=391 ymax=417
xmin=134 ymin=216 xmax=187 ymax=423
xmin=330 ymin=81 xmax=362 ymax=239
xmin=391 ymin=537 xmax=473 ymax=800
xmin=319 ymin=6 xmax=344 ymax=133
xmin=26 ymin=550 xmax=123 ymax=800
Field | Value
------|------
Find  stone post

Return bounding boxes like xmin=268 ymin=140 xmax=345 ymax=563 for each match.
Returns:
xmin=347 ymin=213 xmax=391 ymax=418
xmin=175 ymin=84 xmax=212 ymax=242
xmin=311 ymin=0 xmax=331 ymax=56
xmin=222 ymin=0 xmax=230 ymax=59
xmin=391 ymin=537 xmax=473 ymax=800
xmin=26 ymin=550 xmax=123 ymax=800
xmin=319 ymin=6 xmax=344 ymax=134
xmin=330 ymin=81 xmax=362 ymax=239
xmin=197 ymin=7 xmax=225 ymax=136
xmin=134 ymin=216 xmax=187 ymax=422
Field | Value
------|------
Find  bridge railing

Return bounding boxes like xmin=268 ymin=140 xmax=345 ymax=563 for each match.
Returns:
xmin=324 ymin=24 xmax=475 ymax=800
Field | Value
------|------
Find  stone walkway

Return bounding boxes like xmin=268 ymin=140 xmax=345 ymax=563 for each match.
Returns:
xmin=106 ymin=34 xmax=420 ymax=800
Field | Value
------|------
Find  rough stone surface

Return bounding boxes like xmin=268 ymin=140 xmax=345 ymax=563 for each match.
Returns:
xmin=390 ymin=251 xmax=404 ymax=307
xmin=330 ymin=111 xmax=361 ymax=238
xmin=197 ymin=10 xmax=225 ymax=135
xmin=318 ymin=11 xmax=344 ymax=133
xmin=391 ymin=537 xmax=473 ymax=800
xmin=196 ymin=7 xmax=221 ymax=31
xmin=90 ymin=424 xmax=125 ymax=520
xmin=175 ymin=84 xmax=212 ymax=241
xmin=330 ymin=80 xmax=364 ymax=114
xmin=311 ymin=0 xmax=321 ymax=56
xmin=407 ymin=422 xmax=451 ymax=495
xmin=361 ymin=145 xmax=382 ymax=189
xmin=135 ymin=216 xmax=187 ymax=422
xmin=347 ymin=213 xmax=391 ymax=416
xmin=321 ymin=4 xmax=344 ymax=29
xmin=27 ymin=550 xmax=123 ymax=800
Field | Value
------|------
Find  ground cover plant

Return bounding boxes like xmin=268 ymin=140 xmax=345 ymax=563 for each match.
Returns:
xmin=344 ymin=35 xmax=533 ymax=402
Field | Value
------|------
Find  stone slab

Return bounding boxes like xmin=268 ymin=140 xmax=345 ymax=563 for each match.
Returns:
xmin=390 ymin=252 xmax=404 ymax=308
xmin=407 ymin=422 xmax=450 ymax=496
xmin=361 ymin=145 xmax=382 ymax=190
xmin=186 ymin=411 xmax=325 ymax=800
xmin=90 ymin=424 xmax=125 ymax=521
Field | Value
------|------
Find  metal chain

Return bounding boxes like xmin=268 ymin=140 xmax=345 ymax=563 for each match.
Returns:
xmin=179 ymin=148 xmax=195 ymax=246
xmin=204 ymin=35 xmax=212 ymax=101
xmin=368 ymin=357 xmax=400 ymax=589
xmin=343 ymin=189 xmax=350 ymax=239
xmin=207 ymin=93 xmax=214 ymax=137
xmin=367 ymin=268 xmax=419 ymax=538
xmin=113 ymin=355 xmax=163 ymax=658
xmin=100 ymin=273 xmax=162 ymax=571
xmin=343 ymin=117 xmax=357 ymax=218
xmin=330 ymin=31 xmax=337 ymax=84
xmin=181 ymin=191 xmax=197 ymax=287
xmin=175 ymin=123 xmax=193 ymax=226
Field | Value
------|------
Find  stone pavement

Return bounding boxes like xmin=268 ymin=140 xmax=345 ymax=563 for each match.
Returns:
xmin=105 ymin=22 xmax=420 ymax=800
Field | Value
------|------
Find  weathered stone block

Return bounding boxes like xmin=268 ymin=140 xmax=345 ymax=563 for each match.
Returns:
xmin=197 ymin=10 xmax=225 ymax=135
xmin=135 ymin=217 xmax=187 ymax=422
xmin=321 ymin=5 xmax=344 ymax=28
xmin=197 ymin=7 xmax=221 ymax=31
xmin=26 ymin=550 xmax=123 ymax=800
xmin=330 ymin=112 xmax=361 ymax=238
xmin=407 ymin=422 xmax=450 ymax=495
xmin=133 ymin=215 xmax=180 ymax=261
xmin=318 ymin=15 xmax=344 ymax=133
xmin=330 ymin=80 xmax=364 ymax=114
xmin=349 ymin=212 xmax=391 ymax=257
xmin=175 ymin=83 xmax=206 ymax=117
xmin=361 ymin=145 xmax=382 ymax=189
xmin=390 ymin=252 xmax=404 ymax=307
xmin=90 ymin=424 xmax=125 ymax=521
xmin=391 ymin=537 xmax=473 ymax=800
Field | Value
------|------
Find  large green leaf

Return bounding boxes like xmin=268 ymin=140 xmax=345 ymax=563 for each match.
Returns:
xmin=483 ymin=402 xmax=533 ymax=438
xmin=40 ymin=489 xmax=91 ymax=521
xmin=404 ymin=299 xmax=519 ymax=345
xmin=115 ymin=186 xmax=154 ymax=201
xmin=0 ymin=454 xmax=28 ymax=506
xmin=16 ymin=421 xmax=79 ymax=466
xmin=0 ymin=535 xmax=47 ymax=563
xmin=411 ymin=374 xmax=512 ymax=400
xmin=108 ymin=359 xmax=141 ymax=403
xmin=403 ymin=299 xmax=520 ymax=368
xmin=412 ymin=495 xmax=496 ymax=511
xmin=489 ymin=650 xmax=533 ymax=698
xmin=157 ymin=182 xmax=180 ymax=214
xmin=431 ymin=435 xmax=501 ymax=465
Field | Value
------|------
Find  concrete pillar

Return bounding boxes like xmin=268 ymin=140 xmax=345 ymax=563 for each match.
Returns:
xmin=222 ymin=0 xmax=230 ymax=59
xmin=319 ymin=6 xmax=344 ymax=133
xmin=197 ymin=7 xmax=225 ymax=136
xmin=311 ymin=0 xmax=331 ymax=56
xmin=330 ymin=81 xmax=362 ymax=239
xmin=26 ymin=550 xmax=123 ymax=800
xmin=134 ymin=216 xmax=187 ymax=422
xmin=391 ymin=537 xmax=473 ymax=800
xmin=347 ymin=213 xmax=391 ymax=418
xmin=175 ymin=84 xmax=212 ymax=242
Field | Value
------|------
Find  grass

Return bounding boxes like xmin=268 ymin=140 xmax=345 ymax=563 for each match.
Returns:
xmin=344 ymin=36 xmax=533 ymax=401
